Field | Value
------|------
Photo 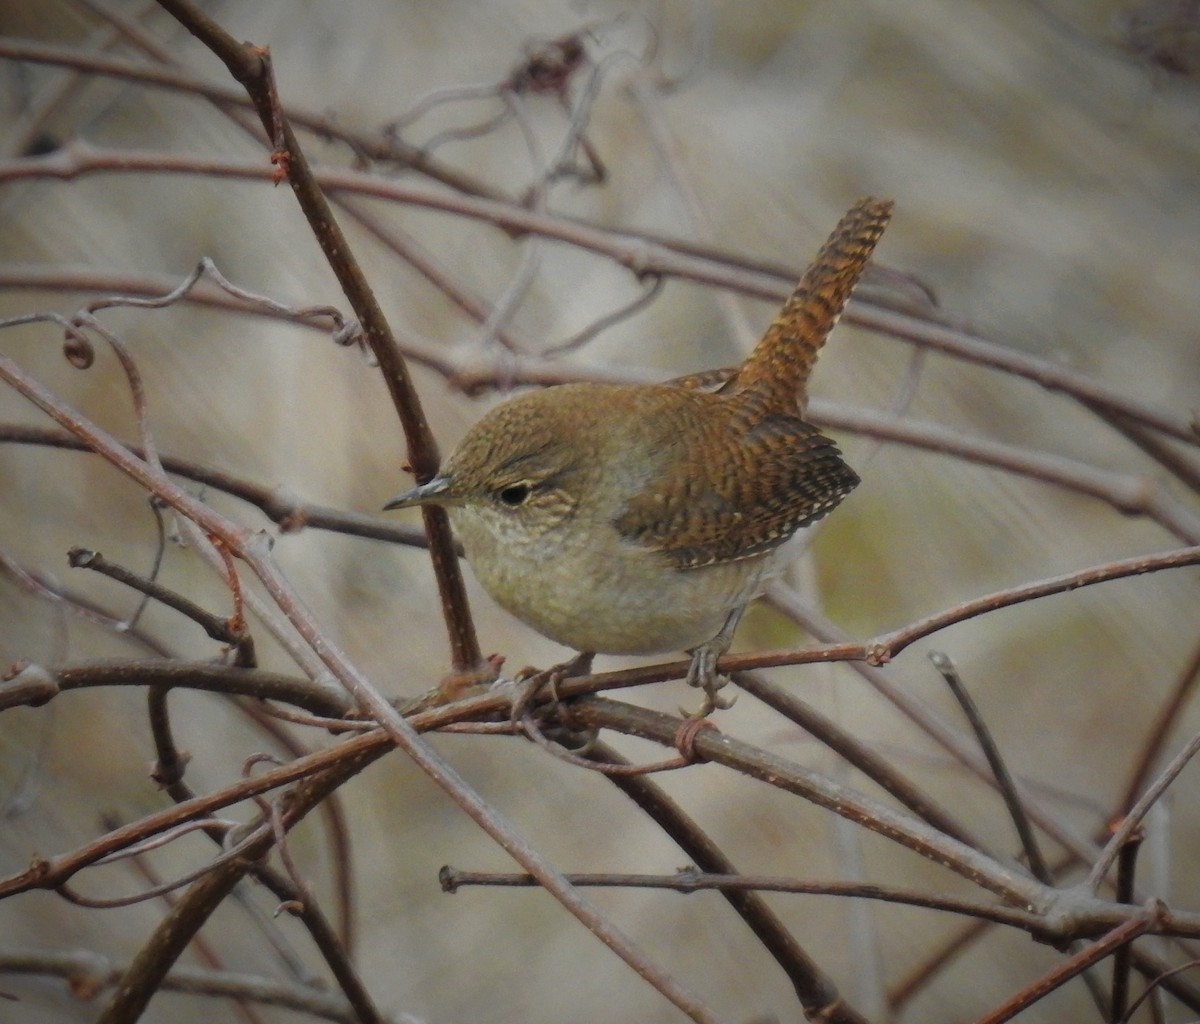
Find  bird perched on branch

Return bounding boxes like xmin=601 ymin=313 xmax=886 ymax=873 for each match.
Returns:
xmin=387 ymin=197 xmax=892 ymax=713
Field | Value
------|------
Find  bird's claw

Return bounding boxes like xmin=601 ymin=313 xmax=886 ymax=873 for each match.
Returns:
xmin=509 ymin=651 xmax=594 ymax=723
xmin=680 ymin=639 xmax=736 ymax=718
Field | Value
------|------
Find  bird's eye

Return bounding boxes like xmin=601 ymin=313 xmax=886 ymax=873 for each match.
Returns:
xmin=497 ymin=483 xmax=531 ymax=507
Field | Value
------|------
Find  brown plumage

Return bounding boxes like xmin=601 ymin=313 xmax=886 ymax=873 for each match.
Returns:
xmin=616 ymin=197 xmax=892 ymax=568
xmin=385 ymin=197 xmax=893 ymax=709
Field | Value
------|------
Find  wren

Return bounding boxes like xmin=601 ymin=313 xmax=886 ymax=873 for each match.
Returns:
xmin=386 ymin=197 xmax=892 ymax=712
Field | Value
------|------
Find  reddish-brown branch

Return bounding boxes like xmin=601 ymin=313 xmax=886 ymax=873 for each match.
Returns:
xmin=1116 ymin=634 xmax=1200 ymax=817
xmin=93 ymin=736 xmax=388 ymax=1024
xmin=0 ymin=423 xmax=433 ymax=547
xmin=1 ymin=141 xmax=1193 ymax=448
xmin=147 ymin=3 xmax=481 ymax=674
xmin=972 ymin=905 xmax=1163 ymax=1024
xmin=583 ymin=740 xmax=871 ymax=1024
xmin=0 ymin=35 xmax=504 ymax=200
xmin=439 ymin=867 xmax=1049 ymax=932
xmin=730 ymin=669 xmax=984 ymax=849
xmin=1 ymin=19 xmax=716 ymax=1017
xmin=0 ymin=950 xmax=370 ymax=1022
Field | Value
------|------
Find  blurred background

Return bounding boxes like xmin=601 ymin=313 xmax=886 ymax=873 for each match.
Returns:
xmin=1 ymin=1 xmax=1199 ymax=1021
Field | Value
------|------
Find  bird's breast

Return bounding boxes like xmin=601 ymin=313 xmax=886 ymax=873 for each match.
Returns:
xmin=450 ymin=504 xmax=774 ymax=655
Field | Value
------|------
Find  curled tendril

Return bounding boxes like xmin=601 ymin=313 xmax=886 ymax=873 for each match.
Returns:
xmin=61 ymin=323 xmax=94 ymax=369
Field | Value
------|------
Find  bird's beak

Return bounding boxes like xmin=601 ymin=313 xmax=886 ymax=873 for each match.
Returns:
xmin=382 ymin=475 xmax=454 ymax=511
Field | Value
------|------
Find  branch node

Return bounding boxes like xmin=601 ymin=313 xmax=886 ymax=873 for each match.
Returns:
xmin=67 ymin=546 xmax=99 ymax=569
xmin=0 ymin=661 xmax=60 ymax=709
xmin=865 ymin=643 xmax=891 ymax=667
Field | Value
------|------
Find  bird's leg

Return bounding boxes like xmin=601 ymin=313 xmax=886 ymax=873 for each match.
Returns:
xmin=683 ymin=605 xmax=745 ymax=716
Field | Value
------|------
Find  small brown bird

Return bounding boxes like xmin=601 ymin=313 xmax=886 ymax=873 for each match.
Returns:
xmin=386 ymin=198 xmax=892 ymax=711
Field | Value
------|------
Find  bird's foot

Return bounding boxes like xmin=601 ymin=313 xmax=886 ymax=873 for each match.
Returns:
xmin=510 ymin=651 xmax=594 ymax=723
xmin=681 ymin=638 xmax=736 ymax=718
xmin=680 ymin=605 xmax=746 ymax=717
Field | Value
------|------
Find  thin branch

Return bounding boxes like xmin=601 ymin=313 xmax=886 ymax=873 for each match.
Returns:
xmin=138 ymin=681 xmax=360 ymax=975
xmin=565 ymin=697 xmax=1046 ymax=909
xmin=1 ymin=7 xmax=160 ymax=159
xmin=730 ymin=669 xmax=984 ymax=850
xmin=98 ymin=807 xmax=267 ymax=1024
xmin=60 ymin=842 xmax=261 ymax=909
xmin=1088 ymin=727 xmax=1200 ymax=890
xmin=0 ymin=424 xmax=433 ymax=547
xmin=887 ymin=918 xmax=991 ymax=1010
xmin=811 ymin=401 xmax=1200 ymax=544
xmin=0 ymin=35 xmax=505 ymax=200
xmin=440 ymin=867 xmax=1050 ymax=932
xmin=249 ymin=866 xmax=380 ymax=1024
xmin=929 ymin=652 xmax=1051 ymax=883
xmin=1 ymin=143 xmax=1194 ymax=446
xmin=503 ymin=544 xmax=1200 ymax=697
xmin=540 ymin=273 xmax=665 ymax=357
xmin=1082 ymin=398 xmax=1200 ymax=498
xmin=1110 ymin=832 xmax=1142 ymax=1023
xmin=1120 ymin=958 xmax=1200 ymax=1023
xmin=151 ymin=1 xmax=481 ymax=675
xmin=0 ymin=264 xmax=716 ymax=1024
xmin=146 ymin=683 xmax=191 ymax=791
xmin=585 ymin=740 xmax=869 ymax=1023
xmin=0 ymin=728 xmax=386 ymax=901
xmin=67 ymin=547 xmax=247 ymax=650
xmin=13 ymin=382 xmax=1197 ymax=545
xmin=866 ymin=545 xmax=1200 ymax=666
xmin=973 ymin=905 xmax=1164 ymax=1024
xmin=335 ymin=202 xmax=533 ymax=353
xmin=0 ymin=949 xmax=394 ymax=1024
xmin=27 ymin=3 xmax=565 ymax=375
xmin=0 ymin=544 xmax=170 ymax=654
xmin=93 ymin=739 xmax=388 ymax=1024
xmin=765 ymin=591 xmax=1107 ymax=870
xmin=0 ymin=660 xmax=352 ymax=717
xmin=1116 ymin=633 xmax=1200 ymax=817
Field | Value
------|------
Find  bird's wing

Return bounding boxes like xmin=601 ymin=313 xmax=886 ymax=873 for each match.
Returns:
xmin=614 ymin=412 xmax=859 ymax=569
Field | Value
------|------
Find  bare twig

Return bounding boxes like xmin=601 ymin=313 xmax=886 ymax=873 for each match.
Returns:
xmin=585 ymin=740 xmax=870 ymax=1023
xmin=731 ymin=669 xmax=983 ymax=849
xmin=0 ymin=424 xmax=433 ymax=547
xmin=439 ymin=867 xmax=1051 ymax=932
xmin=1089 ymin=728 xmax=1200 ymax=890
xmin=1116 ymin=634 xmax=1200 ymax=817
xmin=929 ymin=651 xmax=1051 ymax=883
xmin=150 ymin=1 xmax=481 ymax=675
xmin=2 ymin=145 xmax=1195 ymax=447
xmin=1 ymin=54 xmax=720 ymax=1024
xmin=0 ymin=660 xmax=352 ymax=717
xmin=67 ymin=547 xmax=248 ymax=651
xmin=0 ymin=949 xmax=392 ymax=1024
xmin=0 ymin=35 xmax=505 ymax=200
xmin=974 ymin=905 xmax=1164 ymax=1024
xmin=92 ymin=738 xmax=387 ymax=1024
